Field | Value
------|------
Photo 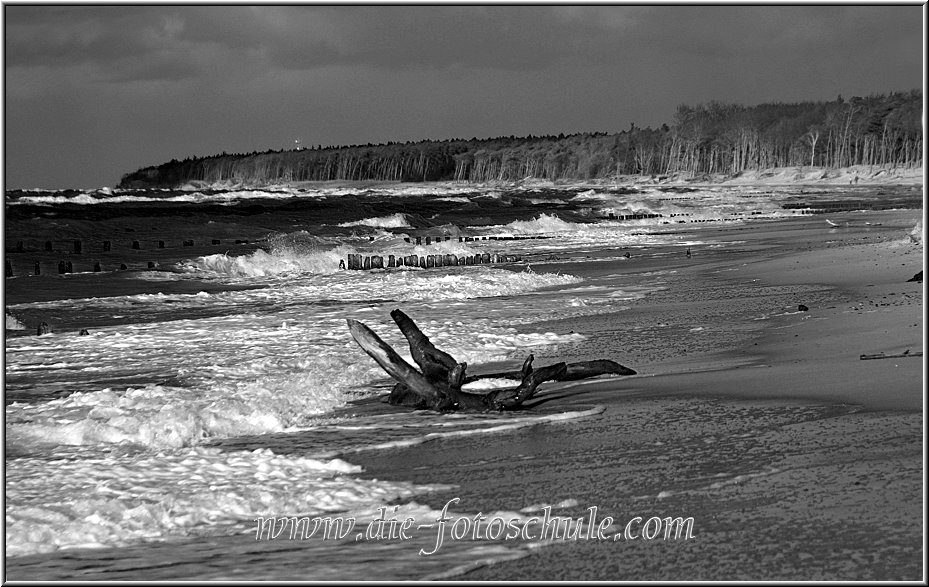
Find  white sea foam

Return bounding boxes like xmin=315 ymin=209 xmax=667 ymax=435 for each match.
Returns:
xmin=6 ymin=312 xmax=27 ymax=330
xmin=500 ymin=214 xmax=582 ymax=235
xmin=175 ymin=233 xmax=512 ymax=279
xmin=557 ymin=186 xmax=809 ymax=226
xmin=182 ymin=247 xmax=352 ymax=277
xmin=329 ymin=406 xmax=605 ymax=457
xmin=7 ymin=183 xmax=491 ymax=206
xmin=339 ymin=213 xmax=414 ymax=229
xmin=5 ymin=446 xmax=444 ymax=557
xmin=8 ymin=189 xmax=299 ymax=206
xmin=7 ymin=183 xmax=894 ymax=226
xmin=5 ymin=269 xmax=587 ymax=452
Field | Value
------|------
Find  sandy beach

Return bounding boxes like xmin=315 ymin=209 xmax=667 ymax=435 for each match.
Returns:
xmin=347 ymin=209 xmax=925 ymax=580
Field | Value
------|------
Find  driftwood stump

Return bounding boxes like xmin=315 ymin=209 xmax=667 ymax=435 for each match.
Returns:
xmin=347 ymin=309 xmax=636 ymax=412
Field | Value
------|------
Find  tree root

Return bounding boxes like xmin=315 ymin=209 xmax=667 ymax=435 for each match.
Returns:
xmin=347 ymin=309 xmax=636 ymax=412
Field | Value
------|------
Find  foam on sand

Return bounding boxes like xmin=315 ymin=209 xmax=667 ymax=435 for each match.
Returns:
xmin=5 ymin=446 xmax=442 ymax=557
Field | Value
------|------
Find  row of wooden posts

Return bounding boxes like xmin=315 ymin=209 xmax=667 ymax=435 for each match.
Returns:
xmin=345 ymin=252 xmax=521 ymax=270
xmin=401 ymin=235 xmax=549 ymax=244
xmin=9 ymin=235 xmax=543 ymax=254
xmin=6 ymin=252 xmax=523 ymax=277
xmin=8 ymin=238 xmax=258 ymax=254
xmin=5 ymin=259 xmax=165 ymax=277
xmin=605 ymin=213 xmax=663 ymax=220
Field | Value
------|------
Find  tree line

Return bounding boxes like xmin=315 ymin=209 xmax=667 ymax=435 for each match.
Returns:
xmin=118 ymin=90 xmax=922 ymax=188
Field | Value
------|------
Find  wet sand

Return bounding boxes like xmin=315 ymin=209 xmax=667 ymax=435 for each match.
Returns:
xmin=349 ymin=210 xmax=924 ymax=580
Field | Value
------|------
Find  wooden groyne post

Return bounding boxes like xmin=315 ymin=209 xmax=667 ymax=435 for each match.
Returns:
xmin=344 ymin=251 xmax=522 ymax=271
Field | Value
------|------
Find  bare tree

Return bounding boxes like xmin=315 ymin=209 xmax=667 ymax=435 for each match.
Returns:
xmin=804 ymin=127 xmax=820 ymax=168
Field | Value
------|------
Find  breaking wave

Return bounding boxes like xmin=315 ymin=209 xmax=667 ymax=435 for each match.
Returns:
xmin=498 ymin=214 xmax=584 ymax=235
xmin=339 ymin=213 xmax=414 ymax=229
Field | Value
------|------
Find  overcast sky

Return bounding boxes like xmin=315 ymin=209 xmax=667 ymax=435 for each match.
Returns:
xmin=2 ymin=4 xmax=924 ymax=189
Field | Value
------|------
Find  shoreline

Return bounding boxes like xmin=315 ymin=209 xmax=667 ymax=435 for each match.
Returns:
xmin=350 ymin=209 xmax=924 ymax=579
xmin=516 ymin=210 xmax=923 ymax=410
xmin=164 ymin=164 xmax=923 ymax=192
xmin=3 ymin=190 xmax=923 ymax=580
xmin=9 ymin=164 xmax=912 ymax=192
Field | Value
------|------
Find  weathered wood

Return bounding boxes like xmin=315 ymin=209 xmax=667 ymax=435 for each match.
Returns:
xmin=860 ymin=351 xmax=922 ymax=360
xmin=348 ymin=309 xmax=636 ymax=412
xmin=560 ymin=359 xmax=638 ymax=379
xmin=487 ymin=360 xmax=568 ymax=409
xmin=346 ymin=319 xmax=440 ymax=403
xmin=390 ymin=308 xmax=458 ymax=379
xmin=465 ymin=358 xmax=636 ymax=383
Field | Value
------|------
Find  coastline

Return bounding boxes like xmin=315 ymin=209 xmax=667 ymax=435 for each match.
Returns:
xmin=106 ymin=164 xmax=924 ymax=192
xmin=350 ymin=209 xmax=924 ymax=580
xmin=3 ymin=183 xmax=923 ymax=580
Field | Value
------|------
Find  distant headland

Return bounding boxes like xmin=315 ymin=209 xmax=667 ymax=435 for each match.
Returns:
xmin=118 ymin=91 xmax=922 ymax=189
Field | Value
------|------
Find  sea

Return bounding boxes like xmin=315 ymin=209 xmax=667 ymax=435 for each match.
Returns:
xmin=3 ymin=179 xmax=922 ymax=579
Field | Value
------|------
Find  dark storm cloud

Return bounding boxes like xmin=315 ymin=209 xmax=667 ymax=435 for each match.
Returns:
xmin=5 ymin=5 xmax=922 ymax=78
xmin=2 ymin=4 xmax=923 ymax=189
xmin=3 ymin=6 xmax=586 ymax=74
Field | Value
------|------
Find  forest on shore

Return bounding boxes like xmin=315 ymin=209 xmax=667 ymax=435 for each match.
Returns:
xmin=119 ymin=90 xmax=922 ymax=188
